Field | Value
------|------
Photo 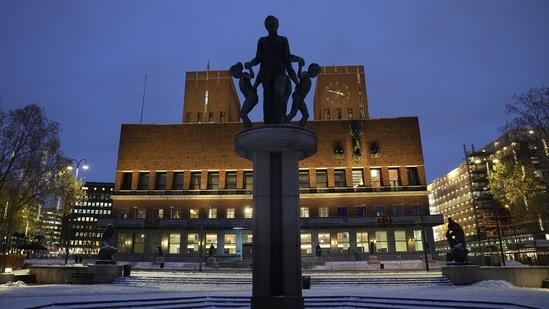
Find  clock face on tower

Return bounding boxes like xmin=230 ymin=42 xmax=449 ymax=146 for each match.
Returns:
xmin=324 ymin=82 xmax=350 ymax=104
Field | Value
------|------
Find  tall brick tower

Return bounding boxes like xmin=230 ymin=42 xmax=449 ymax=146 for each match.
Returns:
xmin=182 ymin=63 xmax=241 ymax=124
xmin=313 ymin=65 xmax=369 ymax=121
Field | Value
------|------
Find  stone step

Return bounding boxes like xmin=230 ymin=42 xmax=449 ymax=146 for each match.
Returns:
xmin=25 ymin=295 xmax=535 ymax=309
xmin=113 ymin=275 xmax=453 ymax=287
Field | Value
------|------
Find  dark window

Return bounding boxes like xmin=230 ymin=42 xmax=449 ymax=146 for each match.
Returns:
xmin=407 ymin=167 xmax=419 ymax=186
xmin=316 ymin=170 xmax=328 ymax=188
xmin=411 ymin=205 xmax=423 ymax=216
xmin=172 ymin=172 xmax=184 ymax=190
xmin=334 ymin=169 xmax=346 ymax=187
xmin=121 ymin=172 xmax=132 ymax=190
xmin=393 ymin=205 xmax=404 ymax=216
xmin=155 ymin=172 xmax=167 ymax=190
xmin=207 ymin=172 xmax=219 ymax=190
xmin=337 ymin=206 xmax=348 ymax=217
xmin=225 ymin=171 xmax=237 ymax=189
xmin=244 ymin=171 xmax=253 ymax=191
xmin=138 ymin=172 xmax=149 ymax=190
xmin=374 ymin=205 xmax=385 ymax=216
xmin=356 ymin=206 xmax=366 ymax=217
xmin=299 ymin=170 xmax=310 ymax=188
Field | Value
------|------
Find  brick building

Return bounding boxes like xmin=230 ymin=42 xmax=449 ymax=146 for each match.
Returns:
xmin=100 ymin=65 xmax=443 ymax=263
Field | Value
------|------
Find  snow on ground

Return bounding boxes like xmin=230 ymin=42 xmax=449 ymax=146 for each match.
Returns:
xmin=1 ymin=259 xmax=548 ymax=309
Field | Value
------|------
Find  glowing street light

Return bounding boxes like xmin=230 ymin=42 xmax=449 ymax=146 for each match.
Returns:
xmin=67 ymin=159 xmax=89 ymax=179
xmin=64 ymin=158 xmax=88 ymax=265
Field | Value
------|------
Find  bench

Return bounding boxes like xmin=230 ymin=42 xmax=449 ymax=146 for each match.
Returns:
xmin=67 ymin=273 xmax=95 ymax=284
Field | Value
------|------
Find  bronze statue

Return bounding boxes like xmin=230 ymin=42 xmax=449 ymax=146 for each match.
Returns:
xmin=445 ymin=217 xmax=468 ymax=263
xmin=230 ymin=62 xmax=258 ymax=128
xmin=97 ymin=224 xmax=117 ymax=262
xmin=244 ymin=15 xmax=300 ymax=125
xmin=285 ymin=57 xmax=320 ymax=127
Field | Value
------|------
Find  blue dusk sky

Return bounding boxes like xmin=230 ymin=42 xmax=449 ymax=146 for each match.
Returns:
xmin=1 ymin=0 xmax=548 ymax=183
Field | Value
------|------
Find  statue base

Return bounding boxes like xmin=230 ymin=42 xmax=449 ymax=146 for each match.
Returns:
xmin=95 ymin=260 xmax=117 ymax=265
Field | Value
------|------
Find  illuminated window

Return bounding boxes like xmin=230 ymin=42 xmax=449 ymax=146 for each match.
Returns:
xmin=171 ymin=208 xmax=182 ymax=219
xmin=208 ymin=208 xmax=217 ymax=219
xmin=244 ymin=207 xmax=253 ymax=218
xmin=375 ymin=231 xmax=388 ymax=252
xmin=300 ymin=207 xmax=310 ymax=218
xmin=153 ymin=208 xmax=163 ymax=218
xmin=318 ymin=232 xmax=330 ymax=249
xmin=414 ymin=230 xmax=424 ymax=251
xmin=352 ymin=169 xmax=364 ymax=187
xmin=226 ymin=208 xmax=235 ymax=219
xmin=169 ymin=233 xmax=180 ymax=254
xmin=300 ymin=233 xmax=312 ymax=254
xmin=337 ymin=232 xmax=349 ymax=252
xmin=135 ymin=208 xmax=146 ymax=219
xmin=187 ymin=233 xmax=199 ymax=253
xmin=189 ymin=208 xmax=199 ymax=219
xmin=224 ymin=234 xmax=236 ymax=254
xmin=389 ymin=168 xmax=399 ymax=187
xmin=319 ymin=207 xmax=329 ymax=217
xmin=356 ymin=232 xmax=369 ymax=253
xmin=371 ymin=168 xmax=382 ymax=189
xmin=394 ymin=230 xmax=407 ymax=252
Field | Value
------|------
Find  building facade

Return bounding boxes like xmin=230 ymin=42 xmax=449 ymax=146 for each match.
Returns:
xmin=429 ymin=130 xmax=549 ymax=265
xmin=63 ymin=182 xmax=114 ymax=257
xmin=99 ymin=65 xmax=443 ymax=263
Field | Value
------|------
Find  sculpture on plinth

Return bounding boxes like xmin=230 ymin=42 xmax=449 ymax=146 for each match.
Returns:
xmin=445 ymin=217 xmax=468 ymax=263
xmin=232 ymin=15 xmax=318 ymax=128
xmin=97 ymin=224 xmax=117 ymax=264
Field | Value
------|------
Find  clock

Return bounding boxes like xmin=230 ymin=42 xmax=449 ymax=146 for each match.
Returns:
xmin=325 ymin=82 xmax=350 ymax=104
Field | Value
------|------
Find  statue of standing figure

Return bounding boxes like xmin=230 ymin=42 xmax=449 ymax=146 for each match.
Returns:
xmin=234 ymin=15 xmax=318 ymax=128
xmin=445 ymin=217 xmax=468 ymax=263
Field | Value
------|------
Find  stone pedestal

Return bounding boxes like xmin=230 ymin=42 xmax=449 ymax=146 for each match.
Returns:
xmin=235 ymin=125 xmax=317 ymax=309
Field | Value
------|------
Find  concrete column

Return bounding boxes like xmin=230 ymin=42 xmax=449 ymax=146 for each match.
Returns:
xmin=235 ymin=125 xmax=317 ymax=309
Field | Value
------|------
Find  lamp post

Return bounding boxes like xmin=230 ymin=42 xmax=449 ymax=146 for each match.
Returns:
xmin=480 ymin=157 xmax=506 ymax=266
xmin=64 ymin=158 xmax=89 ymax=265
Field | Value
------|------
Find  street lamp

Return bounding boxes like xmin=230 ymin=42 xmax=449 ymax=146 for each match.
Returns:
xmin=67 ymin=159 xmax=89 ymax=179
xmin=64 ymin=158 xmax=89 ymax=265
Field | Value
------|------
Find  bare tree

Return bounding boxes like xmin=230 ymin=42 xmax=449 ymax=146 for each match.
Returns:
xmin=0 ymin=104 xmax=77 ymax=268
xmin=490 ymin=86 xmax=549 ymax=237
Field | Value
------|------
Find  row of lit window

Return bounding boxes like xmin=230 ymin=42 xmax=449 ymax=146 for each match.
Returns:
xmin=73 ymin=209 xmax=111 ymax=215
xmin=116 ymin=230 xmax=424 ymax=255
xmin=119 ymin=205 xmax=426 ymax=219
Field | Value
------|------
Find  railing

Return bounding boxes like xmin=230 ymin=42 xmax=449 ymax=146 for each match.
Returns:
xmin=98 ymin=214 xmax=444 ymax=229
xmin=113 ymin=185 xmax=427 ymax=196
